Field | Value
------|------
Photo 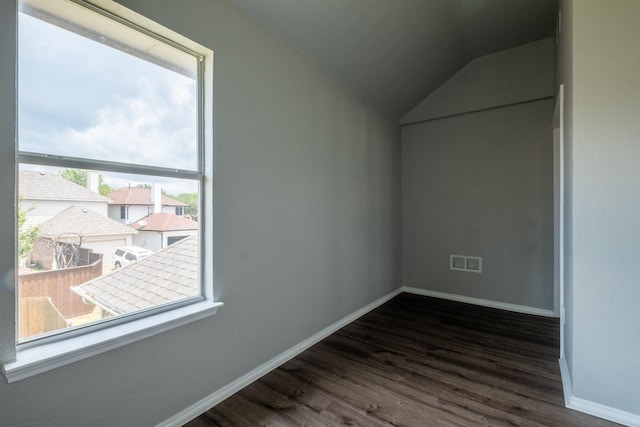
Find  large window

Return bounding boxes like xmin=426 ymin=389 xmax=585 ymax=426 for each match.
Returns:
xmin=4 ymin=0 xmax=217 ymax=381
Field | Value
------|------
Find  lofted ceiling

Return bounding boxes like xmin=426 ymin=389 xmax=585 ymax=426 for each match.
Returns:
xmin=228 ymin=0 xmax=558 ymax=119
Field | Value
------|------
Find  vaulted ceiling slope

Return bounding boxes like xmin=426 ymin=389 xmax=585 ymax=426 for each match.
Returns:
xmin=228 ymin=0 xmax=557 ymax=119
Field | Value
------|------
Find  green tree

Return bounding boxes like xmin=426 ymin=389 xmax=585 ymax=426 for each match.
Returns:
xmin=172 ymin=192 xmax=198 ymax=219
xmin=59 ymin=169 xmax=112 ymax=196
xmin=98 ymin=180 xmax=113 ymax=196
xmin=18 ymin=198 xmax=40 ymax=260
xmin=59 ymin=168 xmax=87 ymax=187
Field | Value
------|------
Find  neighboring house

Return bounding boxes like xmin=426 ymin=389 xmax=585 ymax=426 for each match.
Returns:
xmin=106 ymin=186 xmax=188 ymax=224
xmin=71 ymin=235 xmax=198 ymax=317
xmin=130 ymin=213 xmax=198 ymax=251
xmin=19 ymin=170 xmax=110 ymax=229
xmin=32 ymin=206 xmax=136 ymax=269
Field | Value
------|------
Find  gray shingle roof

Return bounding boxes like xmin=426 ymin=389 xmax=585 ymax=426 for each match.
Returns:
xmin=19 ymin=170 xmax=110 ymax=202
xmin=40 ymin=206 xmax=136 ymax=237
xmin=71 ymin=235 xmax=198 ymax=315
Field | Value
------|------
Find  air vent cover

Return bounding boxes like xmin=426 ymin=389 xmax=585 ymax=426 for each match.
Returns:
xmin=450 ymin=254 xmax=482 ymax=273
xmin=450 ymin=255 xmax=466 ymax=270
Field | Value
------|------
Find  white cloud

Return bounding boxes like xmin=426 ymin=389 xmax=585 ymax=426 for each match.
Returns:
xmin=19 ymin=8 xmax=199 ymax=174
xmin=61 ymin=76 xmax=197 ymax=171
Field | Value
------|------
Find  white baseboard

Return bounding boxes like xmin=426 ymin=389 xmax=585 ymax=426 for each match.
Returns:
xmin=402 ymin=287 xmax=556 ymax=317
xmin=157 ymin=287 xmax=403 ymax=427
xmin=559 ymin=357 xmax=640 ymax=427
xmin=558 ymin=357 xmax=573 ymax=404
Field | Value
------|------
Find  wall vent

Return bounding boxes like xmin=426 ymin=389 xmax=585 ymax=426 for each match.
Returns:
xmin=450 ymin=255 xmax=467 ymax=271
xmin=450 ymin=255 xmax=482 ymax=273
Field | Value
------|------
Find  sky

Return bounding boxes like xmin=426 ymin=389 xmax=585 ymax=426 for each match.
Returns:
xmin=18 ymin=11 xmax=199 ymax=194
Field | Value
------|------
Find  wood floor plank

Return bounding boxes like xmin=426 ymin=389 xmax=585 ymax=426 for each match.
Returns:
xmin=305 ymin=337 xmax=551 ymax=426
xmin=336 ymin=321 xmax=564 ymax=396
xmin=185 ymin=293 xmax=621 ymax=427
xmin=299 ymin=346 xmax=540 ymax=427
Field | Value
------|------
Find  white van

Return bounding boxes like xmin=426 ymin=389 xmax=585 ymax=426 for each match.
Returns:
xmin=113 ymin=246 xmax=154 ymax=268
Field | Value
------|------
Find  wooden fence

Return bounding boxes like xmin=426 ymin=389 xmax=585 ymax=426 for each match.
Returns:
xmin=18 ymin=258 xmax=103 ymax=319
xmin=18 ymin=297 xmax=68 ymax=340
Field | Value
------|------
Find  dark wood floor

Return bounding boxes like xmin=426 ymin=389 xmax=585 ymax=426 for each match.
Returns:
xmin=186 ymin=293 xmax=620 ymax=426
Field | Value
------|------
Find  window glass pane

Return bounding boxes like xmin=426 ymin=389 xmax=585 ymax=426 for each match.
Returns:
xmin=18 ymin=8 xmax=199 ymax=170
xmin=17 ymin=165 xmax=200 ymax=341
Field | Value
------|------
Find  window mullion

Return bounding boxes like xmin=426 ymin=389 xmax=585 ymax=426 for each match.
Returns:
xmin=18 ymin=152 xmax=202 ymax=180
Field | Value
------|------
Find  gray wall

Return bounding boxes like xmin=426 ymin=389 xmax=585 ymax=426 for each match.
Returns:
xmin=0 ymin=1 xmax=17 ymax=364
xmin=559 ymin=0 xmax=640 ymax=415
xmin=401 ymin=40 xmax=555 ymax=310
xmin=401 ymin=38 xmax=554 ymax=124
xmin=0 ymin=0 xmax=400 ymax=425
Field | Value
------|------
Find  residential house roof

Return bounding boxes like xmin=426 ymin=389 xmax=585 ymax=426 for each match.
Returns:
xmin=130 ymin=213 xmax=198 ymax=232
xmin=71 ymin=235 xmax=198 ymax=315
xmin=19 ymin=170 xmax=109 ymax=202
xmin=40 ymin=206 xmax=136 ymax=237
xmin=106 ymin=187 xmax=187 ymax=207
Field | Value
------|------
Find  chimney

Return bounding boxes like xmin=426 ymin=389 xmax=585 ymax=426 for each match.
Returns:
xmin=87 ymin=171 xmax=99 ymax=193
xmin=151 ymin=182 xmax=162 ymax=214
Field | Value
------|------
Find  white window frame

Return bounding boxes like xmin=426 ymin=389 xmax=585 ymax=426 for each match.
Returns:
xmin=1 ymin=0 xmax=220 ymax=383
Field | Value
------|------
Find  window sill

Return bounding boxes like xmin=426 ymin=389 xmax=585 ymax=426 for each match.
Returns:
xmin=2 ymin=300 xmax=223 ymax=383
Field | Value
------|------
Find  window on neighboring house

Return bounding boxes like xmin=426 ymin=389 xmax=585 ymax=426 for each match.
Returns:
xmin=176 ymin=206 xmax=184 ymax=216
xmin=4 ymin=0 xmax=218 ymax=383
xmin=167 ymin=235 xmax=188 ymax=246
